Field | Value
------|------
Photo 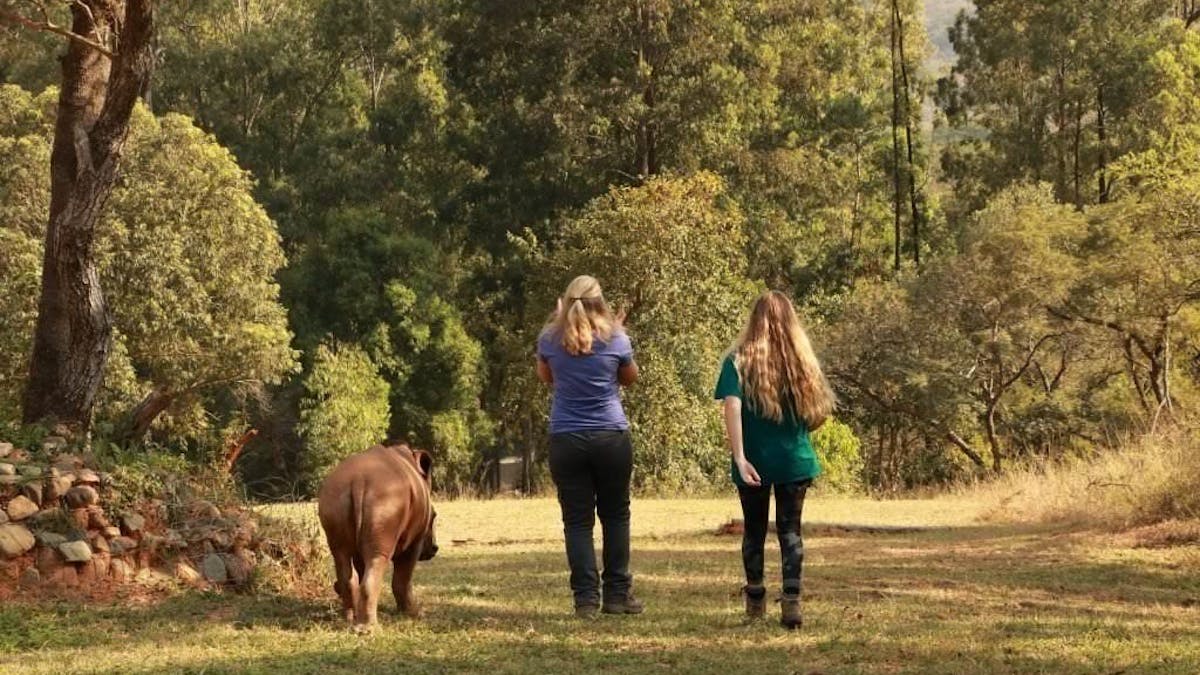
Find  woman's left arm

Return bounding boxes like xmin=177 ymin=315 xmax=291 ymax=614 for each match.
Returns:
xmin=618 ymin=360 xmax=639 ymax=386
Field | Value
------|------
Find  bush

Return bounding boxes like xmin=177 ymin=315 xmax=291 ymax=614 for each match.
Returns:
xmin=812 ymin=418 xmax=865 ymax=493
xmin=296 ymin=343 xmax=391 ymax=493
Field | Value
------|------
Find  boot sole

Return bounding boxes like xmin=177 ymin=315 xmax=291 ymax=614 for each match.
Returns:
xmin=601 ymin=606 xmax=645 ymax=615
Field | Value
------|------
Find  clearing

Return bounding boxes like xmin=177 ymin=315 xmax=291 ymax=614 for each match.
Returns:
xmin=2 ymin=496 xmax=1198 ymax=674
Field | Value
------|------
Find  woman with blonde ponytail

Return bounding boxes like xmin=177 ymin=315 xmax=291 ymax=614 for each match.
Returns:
xmin=714 ymin=290 xmax=835 ymax=629
xmin=536 ymin=275 xmax=642 ymax=618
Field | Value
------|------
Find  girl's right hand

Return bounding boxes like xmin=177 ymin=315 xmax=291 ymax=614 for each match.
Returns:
xmin=736 ymin=458 xmax=761 ymax=486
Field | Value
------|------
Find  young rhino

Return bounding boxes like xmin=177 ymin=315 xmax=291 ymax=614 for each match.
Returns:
xmin=317 ymin=444 xmax=438 ymax=630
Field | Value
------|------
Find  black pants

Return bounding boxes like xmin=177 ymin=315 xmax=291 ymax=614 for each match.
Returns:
xmin=548 ymin=430 xmax=634 ymax=607
xmin=738 ymin=479 xmax=812 ymax=594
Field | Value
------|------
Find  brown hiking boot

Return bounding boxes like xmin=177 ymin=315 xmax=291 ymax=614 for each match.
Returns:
xmin=602 ymin=593 xmax=645 ymax=615
xmin=575 ymin=604 xmax=599 ymax=620
xmin=743 ymin=585 xmax=766 ymax=620
xmin=779 ymin=593 xmax=802 ymax=629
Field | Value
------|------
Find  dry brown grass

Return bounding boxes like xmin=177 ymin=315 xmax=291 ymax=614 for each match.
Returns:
xmin=973 ymin=426 xmax=1200 ymax=530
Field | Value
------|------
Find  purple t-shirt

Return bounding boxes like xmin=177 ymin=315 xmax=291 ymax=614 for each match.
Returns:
xmin=537 ymin=329 xmax=633 ymax=434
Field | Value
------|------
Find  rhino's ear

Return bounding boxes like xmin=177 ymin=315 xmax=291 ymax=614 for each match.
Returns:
xmin=413 ymin=450 xmax=434 ymax=478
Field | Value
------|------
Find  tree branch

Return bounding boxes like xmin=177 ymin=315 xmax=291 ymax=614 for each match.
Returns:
xmin=0 ymin=6 xmax=113 ymax=57
xmin=1000 ymin=333 xmax=1059 ymax=391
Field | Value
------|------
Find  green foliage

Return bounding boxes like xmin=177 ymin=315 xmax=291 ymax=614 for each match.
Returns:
xmin=296 ymin=343 xmax=391 ymax=492
xmin=530 ymin=173 xmax=759 ymax=491
xmin=811 ymin=419 xmax=865 ymax=494
xmin=5 ymin=0 xmax=1197 ymax=495
xmin=0 ymin=85 xmax=297 ymax=443
xmin=940 ymin=0 xmax=1172 ymax=207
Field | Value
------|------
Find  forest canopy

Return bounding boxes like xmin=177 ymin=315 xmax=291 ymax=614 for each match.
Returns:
xmin=1 ymin=0 xmax=1197 ymax=495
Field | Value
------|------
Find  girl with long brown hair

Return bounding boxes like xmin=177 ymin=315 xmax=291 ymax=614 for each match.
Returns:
xmin=714 ymin=290 xmax=835 ymax=628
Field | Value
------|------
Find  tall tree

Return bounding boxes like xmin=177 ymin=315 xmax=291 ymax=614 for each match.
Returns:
xmin=2 ymin=0 xmax=156 ymax=432
xmin=941 ymin=0 xmax=1172 ymax=208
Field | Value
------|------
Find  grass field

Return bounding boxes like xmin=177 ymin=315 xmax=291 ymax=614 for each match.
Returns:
xmin=2 ymin=496 xmax=1199 ymax=674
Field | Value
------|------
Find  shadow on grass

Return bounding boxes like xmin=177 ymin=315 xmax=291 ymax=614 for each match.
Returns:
xmin=1 ymin=522 xmax=1197 ymax=674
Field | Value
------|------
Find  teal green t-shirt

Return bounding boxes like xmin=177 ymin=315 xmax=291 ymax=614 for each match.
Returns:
xmin=713 ymin=355 xmax=821 ymax=487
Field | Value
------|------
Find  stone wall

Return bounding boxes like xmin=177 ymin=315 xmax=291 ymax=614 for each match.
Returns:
xmin=0 ymin=438 xmax=262 ymax=591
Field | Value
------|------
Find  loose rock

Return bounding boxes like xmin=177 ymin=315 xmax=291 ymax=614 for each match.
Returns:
xmin=110 ymin=558 xmax=132 ymax=581
xmin=102 ymin=526 xmax=121 ymax=539
xmin=36 ymin=531 xmax=67 ymax=548
xmin=0 ymin=523 xmax=35 ymax=558
xmin=41 ymin=436 xmax=67 ymax=452
xmin=0 ymin=509 xmax=7 ymax=524
xmin=202 ymin=553 xmax=228 ymax=583
xmin=58 ymin=540 xmax=92 ymax=563
xmin=0 ymin=462 xmax=14 ymax=476
xmin=174 ymin=560 xmax=202 ymax=583
xmin=43 ymin=475 xmax=73 ymax=503
xmin=87 ymin=506 xmax=109 ymax=530
xmin=35 ymin=545 xmax=62 ymax=574
xmin=17 ymin=464 xmax=43 ymax=478
xmin=69 ymin=508 xmax=90 ymax=530
xmin=222 ymin=552 xmax=252 ymax=585
xmin=120 ymin=512 xmax=146 ymax=535
xmin=110 ymin=536 xmax=138 ymax=555
xmin=6 ymin=495 xmax=38 ymax=521
xmin=63 ymin=485 xmax=99 ymax=510
xmin=77 ymin=559 xmax=100 ymax=583
xmin=190 ymin=500 xmax=222 ymax=520
xmin=21 ymin=481 xmax=43 ymax=506
xmin=75 ymin=469 xmax=100 ymax=485
xmin=0 ymin=441 xmax=12 ymax=458
xmin=93 ymin=551 xmax=110 ymax=578
xmin=91 ymin=535 xmax=110 ymax=554
xmin=49 ymin=564 xmax=78 ymax=587
xmin=53 ymin=453 xmax=82 ymax=468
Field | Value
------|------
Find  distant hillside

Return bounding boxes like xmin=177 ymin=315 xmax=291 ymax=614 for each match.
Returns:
xmin=924 ymin=0 xmax=973 ymax=69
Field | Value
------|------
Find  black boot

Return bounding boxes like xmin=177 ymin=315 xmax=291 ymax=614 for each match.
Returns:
xmin=743 ymin=584 xmax=766 ymax=620
xmin=602 ymin=592 xmax=645 ymax=615
xmin=779 ymin=592 xmax=802 ymax=629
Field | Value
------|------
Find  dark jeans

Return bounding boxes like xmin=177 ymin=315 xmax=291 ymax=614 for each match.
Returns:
xmin=549 ymin=430 xmax=633 ymax=607
xmin=738 ymin=479 xmax=812 ymax=595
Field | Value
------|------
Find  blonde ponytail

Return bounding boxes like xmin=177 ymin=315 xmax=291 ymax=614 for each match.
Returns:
xmin=543 ymin=275 xmax=618 ymax=356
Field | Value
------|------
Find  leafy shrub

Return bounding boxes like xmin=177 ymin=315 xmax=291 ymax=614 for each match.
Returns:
xmin=296 ymin=343 xmax=391 ymax=493
xmin=812 ymin=418 xmax=864 ymax=493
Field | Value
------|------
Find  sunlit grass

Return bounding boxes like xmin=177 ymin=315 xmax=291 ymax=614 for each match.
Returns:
xmin=2 ymin=496 xmax=1197 ymax=674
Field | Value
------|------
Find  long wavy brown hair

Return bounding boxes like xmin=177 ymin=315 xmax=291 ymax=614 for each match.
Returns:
xmin=542 ymin=275 xmax=618 ymax=355
xmin=731 ymin=291 xmax=835 ymax=428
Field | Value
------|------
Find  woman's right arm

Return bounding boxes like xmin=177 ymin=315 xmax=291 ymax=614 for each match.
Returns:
xmin=723 ymin=396 xmax=760 ymax=486
xmin=536 ymin=356 xmax=553 ymax=385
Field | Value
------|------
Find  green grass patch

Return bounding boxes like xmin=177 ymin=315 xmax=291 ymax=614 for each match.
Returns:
xmin=2 ymin=497 xmax=1197 ymax=674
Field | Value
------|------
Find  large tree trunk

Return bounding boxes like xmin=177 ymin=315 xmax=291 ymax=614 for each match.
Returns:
xmin=20 ymin=0 xmax=156 ymax=433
